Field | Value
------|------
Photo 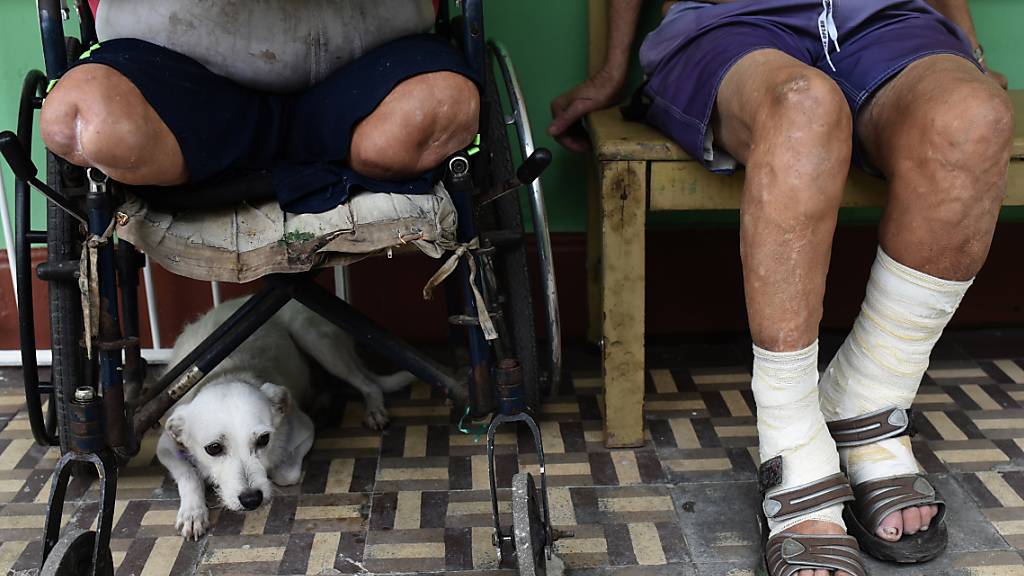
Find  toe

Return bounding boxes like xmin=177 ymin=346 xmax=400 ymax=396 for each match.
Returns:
xmin=876 ymin=510 xmax=903 ymax=541
xmin=814 ymin=570 xmax=829 ymax=576
xmin=902 ymin=506 xmax=922 ymax=535
xmin=919 ymin=504 xmax=938 ymax=530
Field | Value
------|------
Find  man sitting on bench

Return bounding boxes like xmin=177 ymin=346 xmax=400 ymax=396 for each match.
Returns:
xmin=550 ymin=1 xmax=1012 ymax=575
xmin=39 ymin=0 xmax=480 ymax=213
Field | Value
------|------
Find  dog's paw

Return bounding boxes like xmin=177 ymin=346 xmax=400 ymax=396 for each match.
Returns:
xmin=363 ymin=405 xmax=390 ymax=431
xmin=175 ymin=502 xmax=209 ymax=541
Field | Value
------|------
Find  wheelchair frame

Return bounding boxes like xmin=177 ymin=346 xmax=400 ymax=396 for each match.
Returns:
xmin=0 ymin=1 xmax=564 ymax=574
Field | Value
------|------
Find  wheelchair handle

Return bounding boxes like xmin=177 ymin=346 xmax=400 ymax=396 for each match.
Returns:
xmin=516 ymin=147 xmax=551 ymax=187
xmin=0 ymin=130 xmax=38 ymax=181
xmin=0 ymin=130 xmax=88 ymax=224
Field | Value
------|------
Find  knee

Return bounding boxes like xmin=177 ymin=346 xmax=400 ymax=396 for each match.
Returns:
xmin=40 ymin=65 xmax=153 ymax=169
xmin=350 ymin=72 xmax=480 ymax=180
xmin=919 ymin=81 xmax=1014 ymax=177
xmin=761 ymin=70 xmax=852 ymax=150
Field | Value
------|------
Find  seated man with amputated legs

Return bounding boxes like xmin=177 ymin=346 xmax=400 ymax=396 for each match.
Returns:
xmin=41 ymin=0 xmax=480 ymax=214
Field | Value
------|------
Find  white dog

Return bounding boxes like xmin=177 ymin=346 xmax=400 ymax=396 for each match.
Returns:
xmin=157 ymin=297 xmax=417 ymax=539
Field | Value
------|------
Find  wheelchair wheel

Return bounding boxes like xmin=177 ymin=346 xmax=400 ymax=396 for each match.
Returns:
xmin=47 ymin=154 xmax=90 ymax=464
xmin=477 ymin=51 xmax=541 ymax=409
xmin=47 ymin=36 xmax=92 ymax=466
xmin=511 ymin=472 xmax=547 ymax=576
xmin=40 ymin=528 xmax=114 ymax=576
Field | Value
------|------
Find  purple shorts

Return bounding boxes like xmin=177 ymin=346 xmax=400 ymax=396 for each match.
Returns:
xmin=640 ymin=0 xmax=978 ymax=172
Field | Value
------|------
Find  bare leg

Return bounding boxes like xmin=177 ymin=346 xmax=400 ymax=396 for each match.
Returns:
xmin=714 ymin=49 xmax=853 ymax=576
xmin=349 ymin=71 xmax=480 ymax=180
xmin=860 ymin=55 xmax=1012 ymax=281
xmin=852 ymin=54 xmax=1013 ymax=538
xmin=41 ymin=64 xmax=188 ymax=185
xmin=40 ymin=67 xmax=479 ymax=186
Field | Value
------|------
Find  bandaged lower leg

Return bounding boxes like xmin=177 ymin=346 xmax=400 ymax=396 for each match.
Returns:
xmin=820 ymin=247 xmax=973 ymax=490
xmin=753 ymin=340 xmax=844 ymax=536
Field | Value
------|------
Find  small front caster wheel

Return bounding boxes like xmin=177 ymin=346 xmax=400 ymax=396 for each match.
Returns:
xmin=41 ymin=528 xmax=114 ymax=576
xmin=512 ymin=472 xmax=548 ymax=576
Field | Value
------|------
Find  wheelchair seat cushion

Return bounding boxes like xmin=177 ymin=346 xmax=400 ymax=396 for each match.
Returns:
xmin=114 ymin=183 xmax=458 ymax=283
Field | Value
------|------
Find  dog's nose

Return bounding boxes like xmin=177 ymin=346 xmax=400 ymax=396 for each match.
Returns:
xmin=238 ymin=489 xmax=263 ymax=511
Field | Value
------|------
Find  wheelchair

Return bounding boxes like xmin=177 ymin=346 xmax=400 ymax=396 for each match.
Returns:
xmin=0 ymin=1 xmax=564 ymax=575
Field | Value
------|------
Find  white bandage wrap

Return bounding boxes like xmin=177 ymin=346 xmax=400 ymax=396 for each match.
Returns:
xmin=820 ymin=248 xmax=973 ymax=486
xmin=753 ymin=340 xmax=844 ymax=535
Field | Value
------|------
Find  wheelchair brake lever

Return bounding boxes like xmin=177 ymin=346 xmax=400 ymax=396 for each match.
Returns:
xmin=0 ymin=131 xmax=88 ymax=224
xmin=478 ymin=148 xmax=552 ymax=207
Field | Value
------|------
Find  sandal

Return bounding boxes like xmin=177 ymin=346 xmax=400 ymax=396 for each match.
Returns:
xmin=828 ymin=407 xmax=947 ymax=563
xmin=756 ymin=457 xmax=867 ymax=576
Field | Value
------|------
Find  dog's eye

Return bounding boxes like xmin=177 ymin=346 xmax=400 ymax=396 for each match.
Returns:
xmin=204 ymin=443 xmax=224 ymax=457
xmin=255 ymin=433 xmax=271 ymax=448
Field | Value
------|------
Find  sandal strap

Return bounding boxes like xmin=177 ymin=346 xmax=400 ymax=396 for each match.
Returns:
xmin=766 ymin=533 xmax=867 ymax=576
xmin=827 ymin=406 xmax=915 ymax=447
xmin=852 ymin=474 xmax=944 ymax=533
xmin=762 ymin=471 xmax=855 ymax=523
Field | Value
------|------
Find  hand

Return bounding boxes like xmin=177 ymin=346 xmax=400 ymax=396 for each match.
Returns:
xmin=549 ymin=69 xmax=626 ymax=152
xmin=987 ymin=67 xmax=1009 ymax=90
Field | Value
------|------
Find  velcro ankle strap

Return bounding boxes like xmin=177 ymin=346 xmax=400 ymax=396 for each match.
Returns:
xmin=826 ymin=407 xmax=914 ymax=448
xmin=762 ymin=472 xmax=854 ymax=522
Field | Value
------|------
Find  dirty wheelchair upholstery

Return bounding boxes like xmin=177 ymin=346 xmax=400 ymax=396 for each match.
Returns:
xmin=95 ymin=0 xmax=461 ymax=283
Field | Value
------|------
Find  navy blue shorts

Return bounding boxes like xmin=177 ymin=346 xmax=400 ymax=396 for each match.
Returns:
xmin=68 ymin=34 xmax=479 ymax=213
xmin=641 ymin=0 xmax=979 ymax=173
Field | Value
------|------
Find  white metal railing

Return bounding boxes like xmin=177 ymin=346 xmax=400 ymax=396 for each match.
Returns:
xmin=0 ymin=170 xmax=350 ymax=367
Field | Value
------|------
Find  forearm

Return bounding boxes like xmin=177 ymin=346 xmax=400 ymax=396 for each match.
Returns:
xmin=926 ymin=0 xmax=979 ymax=47
xmin=601 ymin=0 xmax=644 ymax=85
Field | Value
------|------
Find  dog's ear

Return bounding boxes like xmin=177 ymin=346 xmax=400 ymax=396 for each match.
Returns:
xmin=165 ymin=410 xmax=188 ymax=446
xmin=260 ymin=382 xmax=291 ymax=418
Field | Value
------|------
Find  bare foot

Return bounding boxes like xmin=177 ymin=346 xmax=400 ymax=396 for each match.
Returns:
xmin=786 ymin=519 xmax=855 ymax=576
xmin=875 ymin=504 xmax=940 ymax=541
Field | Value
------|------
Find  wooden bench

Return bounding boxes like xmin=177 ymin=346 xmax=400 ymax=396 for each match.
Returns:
xmin=584 ymin=2 xmax=1024 ymax=448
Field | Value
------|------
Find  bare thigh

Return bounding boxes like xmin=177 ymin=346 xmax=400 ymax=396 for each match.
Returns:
xmin=349 ymin=71 xmax=479 ymax=180
xmin=40 ymin=63 xmax=188 ymax=186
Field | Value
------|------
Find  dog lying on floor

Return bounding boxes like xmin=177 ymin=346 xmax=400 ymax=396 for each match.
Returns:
xmin=157 ymin=297 xmax=418 ymax=539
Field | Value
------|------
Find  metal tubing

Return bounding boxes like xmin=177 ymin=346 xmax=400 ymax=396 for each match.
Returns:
xmin=73 ymin=0 xmax=98 ymax=46
xmin=16 ymin=176 xmax=54 ymax=446
xmin=491 ymin=41 xmax=562 ymax=393
xmin=486 ymin=412 xmax=553 ymax=552
xmin=282 ymin=277 xmax=463 ymax=396
xmin=87 ymin=178 xmax=129 ymax=451
xmin=461 ymin=0 xmax=485 ymax=81
xmin=133 ymin=286 xmax=292 ymax=435
xmin=136 ymin=287 xmax=280 ymax=406
xmin=37 ymin=0 xmax=69 ymax=80
xmin=12 ymin=65 xmax=57 ymax=445
xmin=116 ymin=241 xmax=144 ymax=418
xmin=41 ymin=450 xmax=117 ymax=575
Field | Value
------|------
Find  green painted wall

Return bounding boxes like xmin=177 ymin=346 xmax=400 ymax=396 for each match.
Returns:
xmin=2 ymin=1 xmax=1022 ymax=248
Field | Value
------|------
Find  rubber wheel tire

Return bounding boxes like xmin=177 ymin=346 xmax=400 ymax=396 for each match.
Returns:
xmin=48 ymin=36 xmax=92 ymax=473
xmin=40 ymin=528 xmax=114 ymax=576
xmin=512 ymin=472 xmax=546 ymax=576
xmin=47 ymin=156 xmax=92 ymax=471
xmin=477 ymin=51 xmax=542 ymax=409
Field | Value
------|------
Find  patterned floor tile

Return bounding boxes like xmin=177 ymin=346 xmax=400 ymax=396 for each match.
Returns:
xmin=1 ymin=331 xmax=1024 ymax=574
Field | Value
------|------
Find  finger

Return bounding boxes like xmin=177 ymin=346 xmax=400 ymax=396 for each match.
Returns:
xmin=549 ymin=98 xmax=595 ymax=136
xmin=555 ymin=132 xmax=592 ymax=154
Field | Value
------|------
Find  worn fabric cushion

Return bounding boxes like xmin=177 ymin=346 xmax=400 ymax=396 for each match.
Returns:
xmin=114 ymin=184 xmax=458 ymax=283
